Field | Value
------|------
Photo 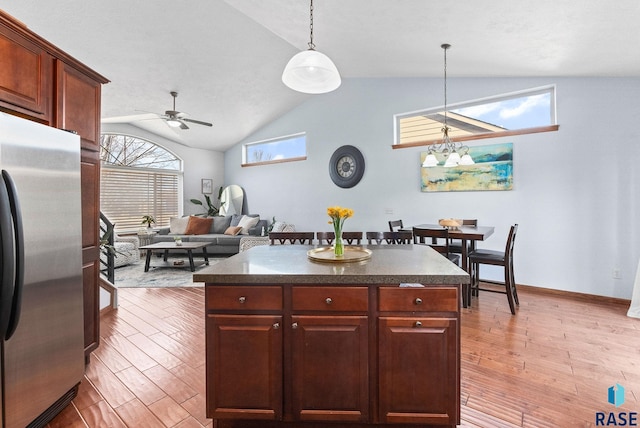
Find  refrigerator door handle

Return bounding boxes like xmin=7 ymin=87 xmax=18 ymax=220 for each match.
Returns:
xmin=2 ymin=170 xmax=24 ymax=340
xmin=0 ymin=170 xmax=16 ymax=338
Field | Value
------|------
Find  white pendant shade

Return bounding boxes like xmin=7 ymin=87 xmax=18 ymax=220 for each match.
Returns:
xmin=282 ymin=49 xmax=341 ymax=94
xmin=443 ymin=151 xmax=461 ymax=167
xmin=422 ymin=153 xmax=439 ymax=167
xmin=459 ymin=153 xmax=475 ymax=165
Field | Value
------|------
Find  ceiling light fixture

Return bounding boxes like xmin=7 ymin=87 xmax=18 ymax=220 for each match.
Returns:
xmin=282 ymin=0 xmax=341 ymax=94
xmin=422 ymin=44 xmax=474 ymax=168
xmin=166 ymin=118 xmax=182 ymax=128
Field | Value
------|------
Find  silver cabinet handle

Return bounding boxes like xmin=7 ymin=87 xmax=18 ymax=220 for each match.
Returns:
xmin=325 ymin=297 xmax=333 ymax=305
xmin=273 ymin=323 xmax=280 ymax=330
xmin=292 ymin=322 xmax=298 ymax=329
xmin=415 ymin=297 xmax=423 ymax=305
xmin=238 ymin=296 xmax=246 ymax=303
xmin=415 ymin=321 xmax=422 ymax=327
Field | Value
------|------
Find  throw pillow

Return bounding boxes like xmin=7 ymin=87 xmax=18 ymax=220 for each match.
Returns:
xmin=170 ymin=216 xmax=190 ymax=234
xmin=271 ymin=221 xmax=286 ymax=232
xmin=224 ymin=226 xmax=243 ymax=236
xmin=212 ymin=216 xmax=233 ymax=234
xmin=237 ymin=215 xmax=260 ymax=235
xmin=184 ymin=216 xmax=213 ymax=235
xmin=230 ymin=214 xmax=243 ymax=227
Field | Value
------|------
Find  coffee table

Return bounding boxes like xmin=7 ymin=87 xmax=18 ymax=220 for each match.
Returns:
xmin=139 ymin=241 xmax=212 ymax=272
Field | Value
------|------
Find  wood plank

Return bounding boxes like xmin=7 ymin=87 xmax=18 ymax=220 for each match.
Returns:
xmin=49 ymin=285 xmax=640 ymax=428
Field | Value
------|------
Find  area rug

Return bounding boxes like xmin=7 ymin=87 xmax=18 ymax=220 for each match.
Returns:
xmin=113 ymin=257 xmax=224 ymax=288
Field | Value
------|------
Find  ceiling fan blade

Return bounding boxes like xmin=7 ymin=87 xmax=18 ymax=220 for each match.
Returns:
xmin=179 ymin=120 xmax=189 ymax=130
xmin=183 ymin=117 xmax=213 ymax=127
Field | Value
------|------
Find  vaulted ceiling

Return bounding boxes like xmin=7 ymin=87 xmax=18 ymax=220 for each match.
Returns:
xmin=3 ymin=1 xmax=639 ymax=151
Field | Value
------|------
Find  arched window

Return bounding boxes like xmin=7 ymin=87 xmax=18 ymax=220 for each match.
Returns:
xmin=100 ymin=134 xmax=182 ymax=232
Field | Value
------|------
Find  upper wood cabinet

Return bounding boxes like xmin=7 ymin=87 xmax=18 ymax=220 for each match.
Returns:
xmin=0 ymin=22 xmax=52 ymax=122
xmin=55 ymin=60 xmax=102 ymax=151
xmin=0 ymin=9 xmax=109 ymax=362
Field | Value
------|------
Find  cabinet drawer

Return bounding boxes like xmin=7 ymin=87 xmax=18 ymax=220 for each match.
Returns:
xmin=292 ymin=286 xmax=368 ymax=312
xmin=207 ymin=286 xmax=282 ymax=311
xmin=378 ymin=287 xmax=458 ymax=312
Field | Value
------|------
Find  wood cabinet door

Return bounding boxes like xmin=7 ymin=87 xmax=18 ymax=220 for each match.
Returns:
xmin=290 ymin=315 xmax=369 ymax=423
xmin=378 ymin=316 xmax=459 ymax=426
xmin=55 ymin=60 xmax=101 ymax=151
xmin=57 ymin=61 xmax=102 ymax=359
xmin=207 ymin=314 xmax=283 ymax=421
xmin=0 ymin=24 xmax=52 ymax=121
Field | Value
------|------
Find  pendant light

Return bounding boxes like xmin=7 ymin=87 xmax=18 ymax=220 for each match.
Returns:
xmin=282 ymin=0 xmax=341 ymax=94
xmin=422 ymin=43 xmax=474 ymax=168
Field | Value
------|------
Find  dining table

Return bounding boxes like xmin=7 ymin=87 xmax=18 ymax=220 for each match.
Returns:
xmin=412 ymin=224 xmax=495 ymax=274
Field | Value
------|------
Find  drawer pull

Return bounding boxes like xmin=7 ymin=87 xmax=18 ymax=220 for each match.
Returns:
xmin=415 ymin=297 xmax=423 ymax=305
xmin=415 ymin=321 xmax=423 ymax=327
xmin=273 ymin=323 xmax=280 ymax=330
xmin=325 ymin=297 xmax=333 ymax=305
xmin=238 ymin=296 xmax=246 ymax=304
xmin=292 ymin=322 xmax=298 ymax=329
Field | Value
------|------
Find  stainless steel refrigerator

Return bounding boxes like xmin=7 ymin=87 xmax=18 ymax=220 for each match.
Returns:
xmin=0 ymin=112 xmax=84 ymax=427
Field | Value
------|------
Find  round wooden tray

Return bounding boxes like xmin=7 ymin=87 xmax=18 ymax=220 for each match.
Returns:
xmin=307 ymin=246 xmax=372 ymax=263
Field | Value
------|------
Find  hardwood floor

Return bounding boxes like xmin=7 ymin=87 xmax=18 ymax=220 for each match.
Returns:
xmin=47 ymin=285 xmax=639 ymax=428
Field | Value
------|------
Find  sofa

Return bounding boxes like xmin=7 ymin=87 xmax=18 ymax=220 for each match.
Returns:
xmin=153 ymin=214 xmax=268 ymax=255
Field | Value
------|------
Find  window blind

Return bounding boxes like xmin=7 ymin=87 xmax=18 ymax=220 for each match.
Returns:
xmin=101 ymin=167 xmax=179 ymax=232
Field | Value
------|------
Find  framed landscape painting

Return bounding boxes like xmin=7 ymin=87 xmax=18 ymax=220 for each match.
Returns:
xmin=420 ymin=142 xmax=513 ymax=192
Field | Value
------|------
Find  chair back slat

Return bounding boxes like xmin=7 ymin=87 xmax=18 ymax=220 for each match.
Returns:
xmin=412 ymin=227 xmax=451 ymax=255
xmin=269 ymin=232 xmax=315 ymax=245
xmin=505 ymin=224 xmax=518 ymax=262
xmin=317 ymin=231 xmax=363 ymax=245
xmin=366 ymin=231 xmax=412 ymax=245
xmin=316 ymin=231 xmax=334 ymax=245
xmin=388 ymin=219 xmax=404 ymax=232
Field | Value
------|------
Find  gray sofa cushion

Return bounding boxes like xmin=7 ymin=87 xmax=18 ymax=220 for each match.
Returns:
xmin=215 ymin=235 xmax=244 ymax=246
xmin=211 ymin=216 xmax=232 ymax=234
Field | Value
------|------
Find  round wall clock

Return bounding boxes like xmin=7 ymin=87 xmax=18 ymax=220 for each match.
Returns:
xmin=329 ymin=145 xmax=365 ymax=188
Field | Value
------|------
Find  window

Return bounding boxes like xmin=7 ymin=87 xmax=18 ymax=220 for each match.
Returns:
xmin=394 ymin=85 xmax=558 ymax=148
xmin=242 ymin=133 xmax=307 ymax=166
xmin=100 ymin=134 xmax=182 ymax=232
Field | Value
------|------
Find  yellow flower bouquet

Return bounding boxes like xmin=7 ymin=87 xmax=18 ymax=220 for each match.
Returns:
xmin=327 ymin=206 xmax=354 ymax=256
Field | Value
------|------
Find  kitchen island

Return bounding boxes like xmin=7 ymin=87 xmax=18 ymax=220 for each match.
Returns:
xmin=194 ymin=244 xmax=469 ymax=428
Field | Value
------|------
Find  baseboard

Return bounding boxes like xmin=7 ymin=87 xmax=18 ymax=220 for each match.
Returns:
xmin=510 ymin=282 xmax=631 ymax=306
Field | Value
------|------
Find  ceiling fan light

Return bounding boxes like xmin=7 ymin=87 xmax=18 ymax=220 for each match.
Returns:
xmin=166 ymin=118 xmax=182 ymax=128
xmin=282 ymin=49 xmax=341 ymax=94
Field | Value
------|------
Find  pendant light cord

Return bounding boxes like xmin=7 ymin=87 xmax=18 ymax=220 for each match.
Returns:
xmin=442 ymin=43 xmax=450 ymax=129
xmin=308 ymin=0 xmax=315 ymax=50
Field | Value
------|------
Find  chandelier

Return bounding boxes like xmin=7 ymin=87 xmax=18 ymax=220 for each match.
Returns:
xmin=282 ymin=0 xmax=341 ymax=94
xmin=422 ymin=44 xmax=474 ymax=168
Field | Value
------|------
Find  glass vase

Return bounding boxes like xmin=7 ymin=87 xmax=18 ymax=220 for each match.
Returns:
xmin=334 ymin=231 xmax=344 ymax=257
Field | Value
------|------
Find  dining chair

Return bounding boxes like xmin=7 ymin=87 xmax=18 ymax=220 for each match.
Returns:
xmin=316 ymin=231 xmax=363 ymax=245
xmin=412 ymin=227 xmax=460 ymax=264
xmin=366 ymin=231 xmax=413 ymax=245
xmin=388 ymin=220 xmax=404 ymax=232
xmin=448 ymin=219 xmax=478 ymax=255
xmin=269 ymin=232 xmax=315 ymax=245
xmin=467 ymin=224 xmax=519 ymax=315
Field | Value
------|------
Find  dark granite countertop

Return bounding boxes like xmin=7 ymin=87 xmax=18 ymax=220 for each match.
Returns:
xmin=193 ymin=244 xmax=470 ymax=285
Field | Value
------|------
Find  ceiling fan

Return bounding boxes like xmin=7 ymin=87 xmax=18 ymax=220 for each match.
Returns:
xmin=159 ymin=91 xmax=213 ymax=129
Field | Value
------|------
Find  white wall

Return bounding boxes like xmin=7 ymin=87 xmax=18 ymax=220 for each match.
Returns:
xmin=223 ymin=77 xmax=640 ymax=299
xmin=101 ymin=123 xmax=225 ymax=217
